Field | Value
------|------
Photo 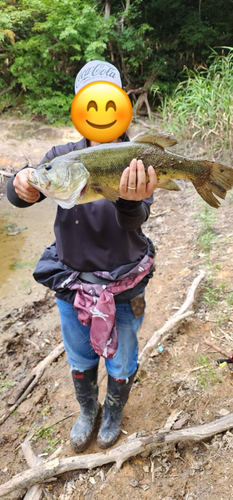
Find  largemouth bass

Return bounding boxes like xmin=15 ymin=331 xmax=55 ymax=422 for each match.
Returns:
xmin=28 ymin=133 xmax=233 ymax=209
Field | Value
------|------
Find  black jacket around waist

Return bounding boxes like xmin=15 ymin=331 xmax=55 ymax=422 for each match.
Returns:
xmin=33 ymin=240 xmax=155 ymax=304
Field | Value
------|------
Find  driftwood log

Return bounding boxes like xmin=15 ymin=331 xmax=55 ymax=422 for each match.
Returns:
xmin=97 ymin=270 xmax=205 ymax=387
xmin=1 ymin=412 xmax=233 ymax=498
xmin=21 ymin=440 xmax=62 ymax=500
xmin=21 ymin=441 xmax=44 ymax=500
xmin=0 ymin=269 xmax=207 ymax=496
xmin=0 ymin=270 xmax=205 ymax=418
xmin=139 ymin=269 xmax=206 ymax=368
xmin=0 ymin=170 xmax=13 ymax=177
xmin=0 ymin=342 xmax=64 ymax=425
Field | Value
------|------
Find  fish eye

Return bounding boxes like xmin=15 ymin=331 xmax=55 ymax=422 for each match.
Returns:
xmin=87 ymin=100 xmax=98 ymax=111
xmin=106 ymin=100 xmax=116 ymax=111
xmin=45 ymin=165 xmax=52 ymax=171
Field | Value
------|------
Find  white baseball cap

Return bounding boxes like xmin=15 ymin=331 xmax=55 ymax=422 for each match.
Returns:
xmin=74 ymin=60 xmax=122 ymax=94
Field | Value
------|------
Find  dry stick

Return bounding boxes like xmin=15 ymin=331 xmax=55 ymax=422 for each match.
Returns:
xmin=2 ymin=272 xmax=201 ymax=420
xmin=139 ymin=269 xmax=206 ymax=369
xmin=0 ymin=270 xmax=206 ymax=489
xmin=204 ymin=339 xmax=229 ymax=357
xmin=98 ymin=270 xmax=206 ymax=386
xmin=21 ymin=441 xmax=44 ymax=500
xmin=21 ymin=440 xmax=62 ymax=500
xmin=0 ymin=342 xmax=65 ymax=425
xmin=1 ymin=412 xmax=233 ymax=498
xmin=0 ymin=170 xmax=13 ymax=177
xmin=173 ymin=269 xmax=206 ymax=317
xmin=139 ymin=311 xmax=194 ymax=369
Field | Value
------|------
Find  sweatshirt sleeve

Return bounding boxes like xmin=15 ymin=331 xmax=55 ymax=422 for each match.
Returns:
xmin=114 ymin=194 xmax=153 ymax=230
xmin=7 ymin=166 xmax=45 ymax=208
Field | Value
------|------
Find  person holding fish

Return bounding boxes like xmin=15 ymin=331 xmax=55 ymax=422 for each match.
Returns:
xmin=8 ymin=59 xmax=233 ymax=453
xmin=7 ymin=61 xmax=157 ymax=453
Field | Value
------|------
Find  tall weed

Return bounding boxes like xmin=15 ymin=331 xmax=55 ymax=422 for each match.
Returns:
xmin=161 ymin=48 xmax=233 ymax=156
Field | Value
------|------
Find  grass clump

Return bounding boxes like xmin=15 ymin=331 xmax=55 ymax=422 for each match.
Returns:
xmin=32 ymin=425 xmax=60 ymax=452
xmin=196 ymin=355 xmax=220 ymax=389
xmin=202 ymin=279 xmax=226 ymax=307
xmin=194 ymin=205 xmax=217 ymax=255
xmin=0 ymin=372 xmax=15 ymax=391
xmin=161 ymin=48 xmax=233 ymax=156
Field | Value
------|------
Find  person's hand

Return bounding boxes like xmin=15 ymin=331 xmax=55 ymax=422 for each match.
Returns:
xmin=119 ymin=158 xmax=157 ymax=201
xmin=13 ymin=168 xmax=40 ymax=203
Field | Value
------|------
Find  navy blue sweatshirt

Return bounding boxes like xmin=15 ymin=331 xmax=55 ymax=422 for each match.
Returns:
xmin=7 ymin=137 xmax=155 ymax=302
xmin=7 ymin=137 xmax=154 ymax=270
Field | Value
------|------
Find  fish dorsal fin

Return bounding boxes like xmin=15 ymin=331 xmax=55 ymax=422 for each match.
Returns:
xmin=135 ymin=133 xmax=178 ymax=149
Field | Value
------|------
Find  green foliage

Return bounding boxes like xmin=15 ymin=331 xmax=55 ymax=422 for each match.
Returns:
xmin=32 ymin=424 xmax=60 ymax=452
xmin=202 ymin=281 xmax=226 ymax=307
xmin=111 ymin=1 xmax=153 ymax=74
xmin=1 ymin=0 xmax=233 ymax=123
xmin=196 ymin=355 xmax=220 ymax=389
xmin=0 ymin=0 xmax=112 ymax=122
xmin=201 ymin=272 xmax=233 ymax=330
xmin=162 ymin=48 xmax=233 ymax=153
xmin=226 ymin=292 xmax=233 ymax=307
xmin=0 ymin=372 xmax=15 ymax=390
xmin=195 ymin=205 xmax=216 ymax=255
xmin=9 ymin=260 xmax=35 ymax=270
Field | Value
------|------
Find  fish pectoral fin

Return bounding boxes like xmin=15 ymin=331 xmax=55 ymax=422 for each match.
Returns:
xmin=135 ymin=133 xmax=178 ymax=149
xmin=193 ymin=160 xmax=233 ymax=209
xmin=91 ymin=184 xmax=119 ymax=202
xmin=157 ymin=179 xmax=181 ymax=191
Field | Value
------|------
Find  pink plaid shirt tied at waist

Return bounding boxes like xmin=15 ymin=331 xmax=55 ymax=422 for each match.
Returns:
xmin=65 ymin=255 xmax=154 ymax=359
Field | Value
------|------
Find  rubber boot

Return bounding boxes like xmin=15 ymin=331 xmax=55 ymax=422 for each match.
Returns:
xmin=70 ymin=363 xmax=100 ymax=453
xmin=97 ymin=370 xmax=136 ymax=449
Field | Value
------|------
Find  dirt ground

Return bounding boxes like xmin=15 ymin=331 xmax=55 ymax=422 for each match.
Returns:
xmin=1 ymin=117 xmax=233 ymax=499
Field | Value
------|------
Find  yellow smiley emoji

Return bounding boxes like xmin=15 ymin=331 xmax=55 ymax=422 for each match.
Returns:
xmin=71 ymin=81 xmax=133 ymax=143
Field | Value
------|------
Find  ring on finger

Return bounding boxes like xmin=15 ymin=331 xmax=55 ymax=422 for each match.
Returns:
xmin=127 ymin=186 xmax=137 ymax=190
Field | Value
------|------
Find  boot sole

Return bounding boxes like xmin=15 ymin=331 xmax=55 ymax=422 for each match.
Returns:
xmin=97 ymin=429 xmax=121 ymax=449
xmin=70 ymin=403 xmax=101 ymax=453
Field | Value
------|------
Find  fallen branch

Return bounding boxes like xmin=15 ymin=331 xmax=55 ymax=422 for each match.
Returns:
xmin=0 ymin=170 xmax=13 ymax=177
xmin=149 ymin=210 xmax=171 ymax=218
xmin=1 ymin=411 xmax=233 ymax=498
xmin=204 ymin=339 xmax=229 ymax=357
xmin=0 ymin=342 xmax=64 ymax=425
xmin=173 ymin=270 xmax=206 ymax=317
xmin=139 ymin=310 xmax=194 ymax=368
xmin=98 ymin=270 xmax=206 ymax=387
xmin=21 ymin=441 xmax=44 ymax=500
xmin=139 ymin=270 xmax=206 ymax=369
xmin=21 ymin=440 xmax=62 ymax=500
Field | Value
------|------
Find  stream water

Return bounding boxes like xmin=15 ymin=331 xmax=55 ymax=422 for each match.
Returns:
xmin=0 ymin=194 xmax=56 ymax=314
xmin=0 ymin=117 xmax=147 ymax=317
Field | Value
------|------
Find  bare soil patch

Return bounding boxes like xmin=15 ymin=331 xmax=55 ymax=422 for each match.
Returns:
xmin=1 ymin=118 xmax=233 ymax=499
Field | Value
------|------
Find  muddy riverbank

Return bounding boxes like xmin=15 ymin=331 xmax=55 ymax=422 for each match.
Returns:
xmin=1 ymin=117 xmax=233 ymax=499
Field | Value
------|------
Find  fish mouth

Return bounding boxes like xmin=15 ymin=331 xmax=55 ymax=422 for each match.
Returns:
xmin=28 ymin=170 xmax=51 ymax=189
xmin=86 ymin=120 xmax=117 ymax=129
xmin=28 ymin=170 xmax=40 ymax=187
xmin=80 ymin=183 xmax=87 ymax=197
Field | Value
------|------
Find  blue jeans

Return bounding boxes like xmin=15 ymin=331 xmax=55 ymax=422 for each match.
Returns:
xmin=56 ymin=297 xmax=144 ymax=379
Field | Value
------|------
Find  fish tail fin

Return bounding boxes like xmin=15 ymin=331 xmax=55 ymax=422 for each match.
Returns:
xmin=193 ymin=160 xmax=233 ymax=208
